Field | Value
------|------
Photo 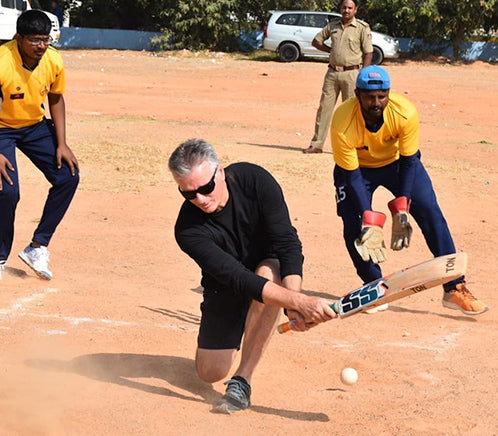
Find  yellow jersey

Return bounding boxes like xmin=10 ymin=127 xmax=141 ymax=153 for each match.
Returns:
xmin=0 ymin=40 xmax=65 ymax=129
xmin=331 ymin=92 xmax=419 ymax=170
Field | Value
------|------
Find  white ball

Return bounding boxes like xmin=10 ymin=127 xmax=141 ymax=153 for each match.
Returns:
xmin=340 ymin=367 xmax=358 ymax=385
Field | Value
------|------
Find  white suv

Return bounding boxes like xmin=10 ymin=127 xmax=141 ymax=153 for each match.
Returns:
xmin=263 ymin=10 xmax=399 ymax=64
xmin=0 ymin=0 xmax=60 ymax=43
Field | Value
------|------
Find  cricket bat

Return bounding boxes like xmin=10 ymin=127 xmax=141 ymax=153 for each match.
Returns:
xmin=277 ymin=252 xmax=467 ymax=333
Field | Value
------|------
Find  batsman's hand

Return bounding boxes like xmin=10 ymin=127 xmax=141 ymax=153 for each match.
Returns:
xmin=354 ymin=210 xmax=387 ymax=264
xmin=290 ymin=295 xmax=337 ymax=331
xmin=0 ymin=153 xmax=14 ymax=190
xmin=285 ymin=309 xmax=309 ymax=332
xmin=388 ymin=197 xmax=412 ymax=251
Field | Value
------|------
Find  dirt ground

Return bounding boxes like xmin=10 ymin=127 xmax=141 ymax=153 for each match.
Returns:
xmin=0 ymin=50 xmax=497 ymax=435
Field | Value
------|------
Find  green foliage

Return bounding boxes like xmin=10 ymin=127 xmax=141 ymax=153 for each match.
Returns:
xmin=69 ymin=0 xmax=171 ymax=31
xmin=67 ymin=0 xmax=497 ymax=58
xmin=231 ymin=0 xmax=338 ymax=29
xmin=166 ymin=0 xmax=238 ymax=50
xmin=364 ymin=1 xmax=496 ymax=39
xmin=363 ymin=0 xmax=497 ymax=59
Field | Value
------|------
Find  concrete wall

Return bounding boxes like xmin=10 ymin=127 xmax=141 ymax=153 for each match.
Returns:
xmin=56 ymin=27 xmax=498 ymax=62
xmin=397 ymin=38 xmax=498 ymax=62
xmin=57 ymin=27 xmax=160 ymax=51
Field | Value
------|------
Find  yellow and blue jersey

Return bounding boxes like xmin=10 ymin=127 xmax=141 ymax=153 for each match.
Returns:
xmin=331 ymin=92 xmax=419 ymax=170
xmin=0 ymin=40 xmax=65 ymax=129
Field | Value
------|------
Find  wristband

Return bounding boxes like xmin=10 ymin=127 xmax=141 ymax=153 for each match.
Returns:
xmin=388 ymin=196 xmax=410 ymax=214
xmin=362 ymin=210 xmax=386 ymax=227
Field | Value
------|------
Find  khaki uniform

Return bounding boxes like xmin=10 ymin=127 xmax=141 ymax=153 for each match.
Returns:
xmin=310 ymin=17 xmax=372 ymax=150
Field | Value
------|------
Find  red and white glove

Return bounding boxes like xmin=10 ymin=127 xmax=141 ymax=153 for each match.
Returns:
xmin=388 ymin=196 xmax=413 ymax=251
xmin=354 ymin=210 xmax=387 ymax=264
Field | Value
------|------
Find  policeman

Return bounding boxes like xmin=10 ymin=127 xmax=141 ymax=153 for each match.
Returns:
xmin=303 ymin=0 xmax=373 ymax=154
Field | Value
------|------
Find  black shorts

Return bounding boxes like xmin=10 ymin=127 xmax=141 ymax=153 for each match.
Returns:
xmin=197 ymin=288 xmax=252 ymax=350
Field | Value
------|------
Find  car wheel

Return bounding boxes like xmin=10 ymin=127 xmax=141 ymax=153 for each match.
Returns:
xmin=278 ymin=43 xmax=300 ymax=62
xmin=372 ymin=46 xmax=384 ymax=65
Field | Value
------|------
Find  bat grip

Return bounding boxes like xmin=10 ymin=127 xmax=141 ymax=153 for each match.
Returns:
xmin=277 ymin=301 xmax=339 ymax=334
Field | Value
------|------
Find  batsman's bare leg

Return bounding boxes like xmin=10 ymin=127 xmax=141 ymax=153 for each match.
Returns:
xmin=196 ymin=348 xmax=237 ymax=383
xmin=215 ymin=259 xmax=282 ymax=413
xmin=232 ymin=258 xmax=282 ymax=384
xmin=195 ymin=258 xmax=281 ymax=384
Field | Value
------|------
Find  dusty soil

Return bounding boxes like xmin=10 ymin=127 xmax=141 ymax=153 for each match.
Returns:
xmin=0 ymin=50 xmax=496 ymax=435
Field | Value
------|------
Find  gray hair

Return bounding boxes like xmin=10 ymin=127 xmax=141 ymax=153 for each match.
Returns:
xmin=168 ymin=138 xmax=219 ymax=178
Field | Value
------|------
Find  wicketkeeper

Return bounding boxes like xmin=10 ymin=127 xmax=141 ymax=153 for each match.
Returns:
xmin=330 ymin=65 xmax=488 ymax=316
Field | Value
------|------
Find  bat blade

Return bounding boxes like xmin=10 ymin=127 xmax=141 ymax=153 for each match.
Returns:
xmin=277 ymin=252 xmax=467 ymax=333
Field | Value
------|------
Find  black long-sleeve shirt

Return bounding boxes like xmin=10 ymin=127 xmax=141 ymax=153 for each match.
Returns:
xmin=175 ymin=162 xmax=303 ymax=302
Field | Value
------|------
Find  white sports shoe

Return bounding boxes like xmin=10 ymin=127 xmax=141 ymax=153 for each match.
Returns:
xmin=18 ymin=245 xmax=52 ymax=280
xmin=365 ymin=303 xmax=389 ymax=314
xmin=0 ymin=260 xmax=5 ymax=280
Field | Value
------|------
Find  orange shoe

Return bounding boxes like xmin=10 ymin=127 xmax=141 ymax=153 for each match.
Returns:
xmin=442 ymin=283 xmax=489 ymax=315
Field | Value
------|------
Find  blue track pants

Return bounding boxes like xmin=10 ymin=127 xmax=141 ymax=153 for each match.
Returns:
xmin=0 ymin=119 xmax=79 ymax=261
xmin=333 ymin=153 xmax=463 ymax=291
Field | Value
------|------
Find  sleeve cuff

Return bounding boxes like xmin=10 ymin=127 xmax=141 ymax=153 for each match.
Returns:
xmin=362 ymin=210 xmax=386 ymax=227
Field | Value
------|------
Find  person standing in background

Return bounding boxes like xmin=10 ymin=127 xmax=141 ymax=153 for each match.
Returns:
xmin=50 ymin=1 xmax=64 ymax=27
xmin=303 ymin=0 xmax=372 ymax=154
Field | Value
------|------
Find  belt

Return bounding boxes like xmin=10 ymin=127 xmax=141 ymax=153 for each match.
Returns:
xmin=329 ymin=65 xmax=360 ymax=71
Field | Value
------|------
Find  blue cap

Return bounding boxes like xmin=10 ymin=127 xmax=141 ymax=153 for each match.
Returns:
xmin=356 ymin=65 xmax=390 ymax=90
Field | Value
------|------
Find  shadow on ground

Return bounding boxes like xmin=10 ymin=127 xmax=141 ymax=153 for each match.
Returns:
xmin=236 ymin=141 xmax=333 ymax=154
xmin=26 ymin=353 xmax=329 ymax=421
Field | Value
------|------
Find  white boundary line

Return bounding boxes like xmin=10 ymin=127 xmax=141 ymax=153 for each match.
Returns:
xmin=286 ymin=330 xmax=461 ymax=354
xmin=0 ymin=287 xmax=197 ymax=333
xmin=0 ymin=288 xmax=59 ymax=318
xmin=27 ymin=313 xmax=197 ymax=331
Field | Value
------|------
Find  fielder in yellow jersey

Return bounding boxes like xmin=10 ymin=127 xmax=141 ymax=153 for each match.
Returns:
xmin=331 ymin=92 xmax=419 ymax=169
xmin=0 ymin=10 xmax=79 ymax=281
xmin=330 ymin=65 xmax=488 ymax=315
xmin=0 ymin=40 xmax=65 ymax=128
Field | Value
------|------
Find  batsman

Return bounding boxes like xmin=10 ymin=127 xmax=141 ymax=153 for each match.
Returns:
xmin=330 ymin=65 xmax=488 ymax=316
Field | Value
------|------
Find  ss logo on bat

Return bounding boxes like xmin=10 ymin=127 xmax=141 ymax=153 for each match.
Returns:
xmin=340 ymin=280 xmax=386 ymax=314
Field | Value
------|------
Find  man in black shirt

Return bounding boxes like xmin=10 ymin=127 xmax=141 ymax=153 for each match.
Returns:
xmin=170 ymin=139 xmax=336 ymax=414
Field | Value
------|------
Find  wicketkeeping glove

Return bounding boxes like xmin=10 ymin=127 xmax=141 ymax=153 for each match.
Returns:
xmin=388 ymin=196 xmax=413 ymax=251
xmin=354 ymin=210 xmax=387 ymax=264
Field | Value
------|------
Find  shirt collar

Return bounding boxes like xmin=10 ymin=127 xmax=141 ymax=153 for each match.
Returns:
xmin=342 ymin=17 xmax=358 ymax=28
xmin=12 ymin=39 xmax=40 ymax=71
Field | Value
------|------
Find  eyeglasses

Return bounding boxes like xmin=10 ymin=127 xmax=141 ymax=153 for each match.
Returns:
xmin=178 ymin=165 xmax=218 ymax=200
xmin=24 ymin=36 xmax=54 ymax=46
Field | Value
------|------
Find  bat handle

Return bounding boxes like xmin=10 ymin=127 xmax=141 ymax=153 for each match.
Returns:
xmin=277 ymin=301 xmax=339 ymax=334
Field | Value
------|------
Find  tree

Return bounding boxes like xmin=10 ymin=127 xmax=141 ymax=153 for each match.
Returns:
xmin=165 ymin=0 xmax=238 ymax=50
xmin=437 ymin=0 xmax=497 ymax=58
xmin=235 ymin=0 xmax=339 ymax=29
xmin=66 ymin=0 xmax=497 ymax=57
xmin=68 ymin=0 xmax=172 ymax=31
xmin=365 ymin=0 xmax=497 ymax=60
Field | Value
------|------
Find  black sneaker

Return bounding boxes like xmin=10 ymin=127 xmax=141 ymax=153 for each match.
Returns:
xmin=212 ymin=376 xmax=251 ymax=414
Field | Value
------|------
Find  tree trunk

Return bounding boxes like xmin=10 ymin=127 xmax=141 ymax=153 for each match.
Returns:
xmin=451 ymin=26 xmax=466 ymax=61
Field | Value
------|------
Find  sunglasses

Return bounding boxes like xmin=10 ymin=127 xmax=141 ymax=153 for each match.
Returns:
xmin=178 ymin=165 xmax=218 ymax=200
